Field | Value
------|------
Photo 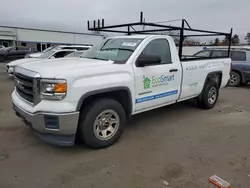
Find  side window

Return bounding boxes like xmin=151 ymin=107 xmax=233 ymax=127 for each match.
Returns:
xmin=194 ymin=50 xmax=210 ymax=57
xmin=141 ymin=39 xmax=172 ymax=64
xmin=231 ymin=51 xmax=246 ymax=61
xmin=62 ymin=47 xmax=73 ymax=50
xmin=211 ymin=50 xmax=228 ymax=57
xmin=53 ymin=51 xmax=72 ymax=58
xmin=76 ymin=47 xmax=90 ymax=51
xmin=64 ymin=51 xmax=74 ymax=56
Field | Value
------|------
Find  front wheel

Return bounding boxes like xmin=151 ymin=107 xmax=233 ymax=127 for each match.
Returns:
xmin=198 ymin=81 xmax=219 ymax=109
xmin=78 ymin=98 xmax=126 ymax=149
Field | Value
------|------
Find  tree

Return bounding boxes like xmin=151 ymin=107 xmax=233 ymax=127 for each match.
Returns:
xmin=245 ymin=33 xmax=250 ymax=45
xmin=222 ymin=36 xmax=229 ymax=45
xmin=214 ymin=38 xmax=220 ymax=46
xmin=208 ymin=40 xmax=214 ymax=46
xmin=222 ymin=34 xmax=240 ymax=45
xmin=232 ymin=34 xmax=240 ymax=45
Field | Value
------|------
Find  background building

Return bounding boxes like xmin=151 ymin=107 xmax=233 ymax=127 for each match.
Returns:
xmin=0 ymin=25 xmax=104 ymax=51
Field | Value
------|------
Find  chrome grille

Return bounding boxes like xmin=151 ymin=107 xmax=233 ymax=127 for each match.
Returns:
xmin=14 ymin=73 xmax=34 ymax=103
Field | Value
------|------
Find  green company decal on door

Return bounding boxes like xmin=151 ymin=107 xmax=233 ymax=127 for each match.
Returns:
xmin=143 ymin=74 xmax=175 ymax=89
xmin=137 ymin=74 xmax=178 ymax=103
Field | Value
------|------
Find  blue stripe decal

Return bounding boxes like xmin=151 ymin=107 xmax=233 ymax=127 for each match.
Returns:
xmin=136 ymin=90 xmax=178 ymax=104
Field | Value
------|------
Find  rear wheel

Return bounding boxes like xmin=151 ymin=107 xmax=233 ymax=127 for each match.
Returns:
xmin=198 ymin=81 xmax=219 ymax=109
xmin=229 ymin=71 xmax=241 ymax=86
xmin=78 ymin=98 xmax=126 ymax=149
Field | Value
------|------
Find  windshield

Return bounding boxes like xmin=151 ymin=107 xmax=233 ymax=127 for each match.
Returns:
xmin=39 ymin=50 xmax=55 ymax=58
xmin=42 ymin=46 xmax=55 ymax=53
xmin=81 ymin=38 xmax=143 ymax=61
xmin=65 ymin=51 xmax=84 ymax=58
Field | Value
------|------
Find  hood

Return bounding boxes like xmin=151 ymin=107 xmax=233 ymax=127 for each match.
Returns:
xmin=18 ymin=58 xmax=114 ymax=78
xmin=7 ymin=58 xmax=41 ymax=67
xmin=28 ymin=52 xmax=42 ymax=58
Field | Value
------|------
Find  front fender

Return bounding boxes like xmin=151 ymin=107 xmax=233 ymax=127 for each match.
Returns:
xmin=67 ymin=72 xmax=135 ymax=111
xmin=76 ymin=86 xmax=133 ymax=112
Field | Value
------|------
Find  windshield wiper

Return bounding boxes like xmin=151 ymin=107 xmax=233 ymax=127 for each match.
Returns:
xmin=102 ymin=48 xmax=134 ymax=52
xmin=82 ymin=57 xmax=109 ymax=61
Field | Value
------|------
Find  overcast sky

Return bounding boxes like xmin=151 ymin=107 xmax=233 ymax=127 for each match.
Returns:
xmin=0 ymin=0 xmax=249 ymax=41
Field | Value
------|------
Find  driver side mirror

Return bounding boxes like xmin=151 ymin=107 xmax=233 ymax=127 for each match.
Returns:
xmin=136 ymin=54 xmax=161 ymax=67
xmin=49 ymin=56 xmax=55 ymax=59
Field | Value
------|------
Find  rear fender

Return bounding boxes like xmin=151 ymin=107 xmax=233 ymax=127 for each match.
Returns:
xmin=198 ymin=71 xmax=222 ymax=100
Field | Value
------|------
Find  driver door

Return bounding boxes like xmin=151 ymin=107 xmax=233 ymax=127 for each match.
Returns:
xmin=133 ymin=38 xmax=182 ymax=112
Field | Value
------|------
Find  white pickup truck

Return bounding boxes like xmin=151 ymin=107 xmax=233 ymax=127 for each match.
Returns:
xmin=12 ymin=35 xmax=231 ymax=148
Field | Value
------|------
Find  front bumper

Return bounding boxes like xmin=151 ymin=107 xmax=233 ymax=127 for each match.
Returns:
xmin=13 ymin=102 xmax=79 ymax=146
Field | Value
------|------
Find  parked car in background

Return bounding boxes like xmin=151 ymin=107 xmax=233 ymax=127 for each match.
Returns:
xmin=25 ymin=46 xmax=54 ymax=58
xmin=25 ymin=45 xmax=92 ymax=58
xmin=0 ymin=46 xmax=37 ymax=62
xmin=6 ymin=49 xmax=76 ymax=75
xmin=193 ymin=48 xmax=250 ymax=86
xmin=38 ymin=49 xmax=76 ymax=59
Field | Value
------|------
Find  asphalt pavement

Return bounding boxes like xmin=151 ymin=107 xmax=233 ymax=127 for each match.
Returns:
xmin=0 ymin=64 xmax=250 ymax=188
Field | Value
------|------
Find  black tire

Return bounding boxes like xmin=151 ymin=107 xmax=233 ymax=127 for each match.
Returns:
xmin=229 ymin=71 xmax=241 ymax=86
xmin=78 ymin=98 xmax=126 ymax=149
xmin=198 ymin=81 xmax=219 ymax=109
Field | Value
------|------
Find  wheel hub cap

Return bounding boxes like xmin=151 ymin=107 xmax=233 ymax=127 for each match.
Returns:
xmin=99 ymin=118 xmax=110 ymax=129
xmin=94 ymin=110 xmax=120 ymax=140
xmin=208 ymin=87 xmax=217 ymax=104
xmin=230 ymin=74 xmax=237 ymax=84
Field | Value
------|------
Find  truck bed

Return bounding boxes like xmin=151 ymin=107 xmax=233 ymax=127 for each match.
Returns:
xmin=178 ymin=58 xmax=231 ymax=101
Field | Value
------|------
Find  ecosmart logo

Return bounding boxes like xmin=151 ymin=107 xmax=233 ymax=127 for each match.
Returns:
xmin=143 ymin=75 xmax=151 ymax=89
xmin=143 ymin=74 xmax=175 ymax=89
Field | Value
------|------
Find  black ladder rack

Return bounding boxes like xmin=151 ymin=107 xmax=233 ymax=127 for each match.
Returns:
xmin=87 ymin=12 xmax=233 ymax=60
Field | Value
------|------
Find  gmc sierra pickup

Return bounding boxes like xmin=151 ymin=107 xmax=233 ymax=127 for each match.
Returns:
xmin=12 ymin=35 xmax=231 ymax=148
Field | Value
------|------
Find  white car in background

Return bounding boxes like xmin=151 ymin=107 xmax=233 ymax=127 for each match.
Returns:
xmin=25 ymin=45 xmax=92 ymax=58
xmin=6 ymin=49 xmax=76 ymax=75
xmin=25 ymin=46 xmax=54 ymax=58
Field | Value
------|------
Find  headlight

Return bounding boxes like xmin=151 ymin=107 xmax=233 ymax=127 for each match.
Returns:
xmin=40 ymin=79 xmax=67 ymax=100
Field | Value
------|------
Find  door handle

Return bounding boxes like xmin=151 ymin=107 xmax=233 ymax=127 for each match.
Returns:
xmin=169 ymin=69 xmax=178 ymax=72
